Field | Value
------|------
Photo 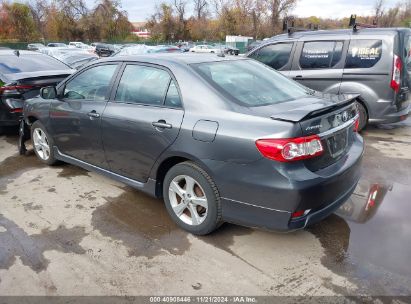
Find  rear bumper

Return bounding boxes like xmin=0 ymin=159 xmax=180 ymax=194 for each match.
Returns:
xmin=204 ymin=134 xmax=364 ymax=231
xmin=369 ymin=104 xmax=410 ymax=124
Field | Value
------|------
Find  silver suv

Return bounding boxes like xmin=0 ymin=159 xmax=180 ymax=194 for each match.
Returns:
xmin=247 ymin=28 xmax=411 ymax=130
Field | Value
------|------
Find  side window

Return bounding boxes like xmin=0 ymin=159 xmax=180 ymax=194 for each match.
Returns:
xmin=249 ymin=43 xmax=293 ymax=70
xmin=115 ymin=65 xmax=171 ymax=106
xmin=300 ymin=41 xmax=343 ymax=69
xmin=345 ymin=40 xmax=382 ymax=69
xmin=164 ymin=80 xmax=182 ymax=107
xmin=63 ymin=64 xmax=117 ymax=101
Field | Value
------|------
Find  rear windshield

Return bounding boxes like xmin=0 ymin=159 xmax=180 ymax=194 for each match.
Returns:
xmin=0 ymin=54 xmax=69 ymax=74
xmin=192 ymin=59 xmax=311 ymax=107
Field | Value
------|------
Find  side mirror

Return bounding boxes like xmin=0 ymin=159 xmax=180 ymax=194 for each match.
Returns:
xmin=40 ymin=86 xmax=57 ymax=99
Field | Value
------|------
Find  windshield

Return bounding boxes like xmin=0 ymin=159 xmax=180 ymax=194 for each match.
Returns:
xmin=192 ymin=59 xmax=311 ymax=107
xmin=0 ymin=54 xmax=70 ymax=74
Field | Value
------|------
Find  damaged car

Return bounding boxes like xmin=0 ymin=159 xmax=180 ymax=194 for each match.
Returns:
xmin=21 ymin=54 xmax=363 ymax=235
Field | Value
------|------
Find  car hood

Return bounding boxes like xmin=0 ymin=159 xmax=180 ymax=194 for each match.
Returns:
xmin=5 ymin=69 xmax=75 ymax=81
xmin=248 ymin=93 xmax=359 ymax=122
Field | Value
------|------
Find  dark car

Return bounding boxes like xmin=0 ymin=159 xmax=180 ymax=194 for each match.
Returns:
xmin=247 ymin=28 xmax=411 ymax=130
xmin=95 ymin=44 xmax=116 ymax=57
xmin=22 ymin=54 xmax=363 ymax=235
xmin=0 ymin=50 xmax=74 ymax=131
xmin=47 ymin=43 xmax=68 ymax=48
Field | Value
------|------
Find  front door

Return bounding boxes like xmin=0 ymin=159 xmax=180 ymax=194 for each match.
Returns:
xmin=49 ymin=63 xmax=119 ymax=168
xmin=101 ymin=64 xmax=184 ymax=182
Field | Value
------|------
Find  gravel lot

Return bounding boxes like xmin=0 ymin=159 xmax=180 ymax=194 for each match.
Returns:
xmin=0 ymin=118 xmax=410 ymax=297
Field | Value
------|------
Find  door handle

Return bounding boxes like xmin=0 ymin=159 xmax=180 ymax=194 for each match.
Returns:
xmin=152 ymin=120 xmax=172 ymax=129
xmin=294 ymin=75 xmax=303 ymax=79
xmin=87 ymin=111 xmax=100 ymax=118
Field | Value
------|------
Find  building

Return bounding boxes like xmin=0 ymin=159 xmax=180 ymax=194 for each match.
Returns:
xmin=131 ymin=22 xmax=151 ymax=39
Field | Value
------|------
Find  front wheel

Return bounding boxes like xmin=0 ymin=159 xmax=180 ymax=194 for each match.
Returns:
xmin=31 ymin=121 xmax=59 ymax=165
xmin=163 ymin=162 xmax=222 ymax=235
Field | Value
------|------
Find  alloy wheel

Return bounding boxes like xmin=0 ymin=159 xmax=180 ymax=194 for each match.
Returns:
xmin=32 ymin=128 xmax=50 ymax=160
xmin=168 ymin=175 xmax=208 ymax=226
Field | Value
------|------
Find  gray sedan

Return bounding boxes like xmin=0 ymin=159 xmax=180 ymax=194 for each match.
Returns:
xmin=22 ymin=54 xmax=363 ymax=235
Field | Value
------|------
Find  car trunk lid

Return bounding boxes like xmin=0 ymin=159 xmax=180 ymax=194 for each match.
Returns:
xmin=250 ymin=93 xmax=359 ymax=171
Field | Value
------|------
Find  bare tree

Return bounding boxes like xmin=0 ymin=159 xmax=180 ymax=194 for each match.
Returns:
xmin=193 ymin=0 xmax=208 ymax=19
xmin=264 ymin=0 xmax=298 ymax=35
xmin=374 ymin=0 xmax=384 ymax=25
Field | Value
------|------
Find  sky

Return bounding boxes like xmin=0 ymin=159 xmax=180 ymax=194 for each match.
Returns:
xmin=85 ymin=0 xmax=400 ymax=22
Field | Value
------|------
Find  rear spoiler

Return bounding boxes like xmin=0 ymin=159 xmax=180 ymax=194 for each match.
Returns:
xmin=5 ymin=70 xmax=75 ymax=82
xmin=270 ymin=94 xmax=360 ymax=122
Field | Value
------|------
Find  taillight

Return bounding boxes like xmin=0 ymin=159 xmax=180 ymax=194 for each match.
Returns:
xmin=0 ymin=85 xmax=34 ymax=95
xmin=255 ymin=135 xmax=323 ymax=162
xmin=354 ymin=116 xmax=360 ymax=132
xmin=390 ymin=55 xmax=402 ymax=93
xmin=291 ymin=209 xmax=311 ymax=219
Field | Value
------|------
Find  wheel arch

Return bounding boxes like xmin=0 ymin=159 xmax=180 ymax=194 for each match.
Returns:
xmin=152 ymin=153 xmax=215 ymax=198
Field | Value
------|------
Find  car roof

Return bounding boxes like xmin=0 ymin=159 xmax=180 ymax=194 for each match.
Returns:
xmin=0 ymin=50 xmax=45 ymax=56
xmin=269 ymin=27 xmax=411 ymax=41
xmin=99 ymin=53 xmax=246 ymax=66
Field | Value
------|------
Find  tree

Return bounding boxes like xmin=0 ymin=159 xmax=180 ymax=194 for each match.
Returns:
xmin=193 ymin=0 xmax=208 ymax=19
xmin=1 ymin=2 xmax=39 ymax=41
xmin=264 ymin=0 xmax=298 ymax=35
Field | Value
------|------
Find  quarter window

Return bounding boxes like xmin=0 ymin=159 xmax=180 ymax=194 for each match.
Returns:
xmin=249 ymin=43 xmax=293 ymax=70
xmin=115 ymin=65 xmax=171 ymax=106
xmin=164 ymin=80 xmax=182 ymax=107
xmin=345 ymin=40 xmax=382 ymax=69
xmin=63 ymin=64 xmax=117 ymax=101
xmin=300 ymin=41 xmax=343 ymax=69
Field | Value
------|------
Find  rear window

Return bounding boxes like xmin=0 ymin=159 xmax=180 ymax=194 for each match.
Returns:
xmin=300 ymin=41 xmax=343 ymax=69
xmin=192 ymin=60 xmax=311 ymax=107
xmin=345 ymin=39 xmax=382 ymax=69
xmin=0 ymin=54 xmax=69 ymax=74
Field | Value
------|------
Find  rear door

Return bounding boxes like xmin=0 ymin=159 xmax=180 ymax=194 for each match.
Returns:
xmin=248 ymin=42 xmax=295 ymax=76
xmin=289 ymin=37 xmax=349 ymax=93
xmin=101 ymin=63 xmax=184 ymax=183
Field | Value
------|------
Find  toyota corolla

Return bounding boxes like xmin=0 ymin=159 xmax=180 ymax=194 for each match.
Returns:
xmin=22 ymin=54 xmax=363 ymax=235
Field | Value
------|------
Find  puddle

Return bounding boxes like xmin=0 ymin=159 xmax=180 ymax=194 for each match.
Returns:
xmin=57 ymin=164 xmax=89 ymax=179
xmin=0 ymin=214 xmax=86 ymax=273
xmin=310 ymin=120 xmax=411 ymax=295
xmin=0 ymin=154 xmax=44 ymax=191
xmin=91 ymin=187 xmax=190 ymax=259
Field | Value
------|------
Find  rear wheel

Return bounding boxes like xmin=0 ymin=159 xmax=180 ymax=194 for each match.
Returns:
xmin=356 ymin=101 xmax=368 ymax=131
xmin=31 ymin=121 xmax=58 ymax=165
xmin=163 ymin=162 xmax=222 ymax=235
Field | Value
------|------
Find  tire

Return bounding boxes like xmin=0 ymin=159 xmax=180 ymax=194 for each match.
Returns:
xmin=31 ymin=121 xmax=59 ymax=165
xmin=356 ymin=101 xmax=368 ymax=132
xmin=163 ymin=161 xmax=222 ymax=235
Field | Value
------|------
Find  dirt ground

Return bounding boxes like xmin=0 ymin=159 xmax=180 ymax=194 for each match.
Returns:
xmin=0 ymin=118 xmax=410 ymax=297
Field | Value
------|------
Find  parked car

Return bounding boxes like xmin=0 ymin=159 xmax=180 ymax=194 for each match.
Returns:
xmin=189 ymin=45 xmax=220 ymax=53
xmin=112 ymin=45 xmax=183 ymax=57
xmin=39 ymin=47 xmax=89 ymax=61
xmin=47 ymin=43 xmax=68 ymax=48
xmin=0 ymin=50 xmax=74 ymax=131
xmin=59 ymin=52 xmax=99 ymax=70
xmin=246 ymin=40 xmax=262 ymax=52
xmin=27 ymin=43 xmax=46 ymax=51
xmin=213 ymin=44 xmax=240 ymax=55
xmin=247 ymin=28 xmax=411 ymax=130
xmin=22 ymin=54 xmax=363 ymax=235
xmin=95 ymin=44 xmax=116 ymax=57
